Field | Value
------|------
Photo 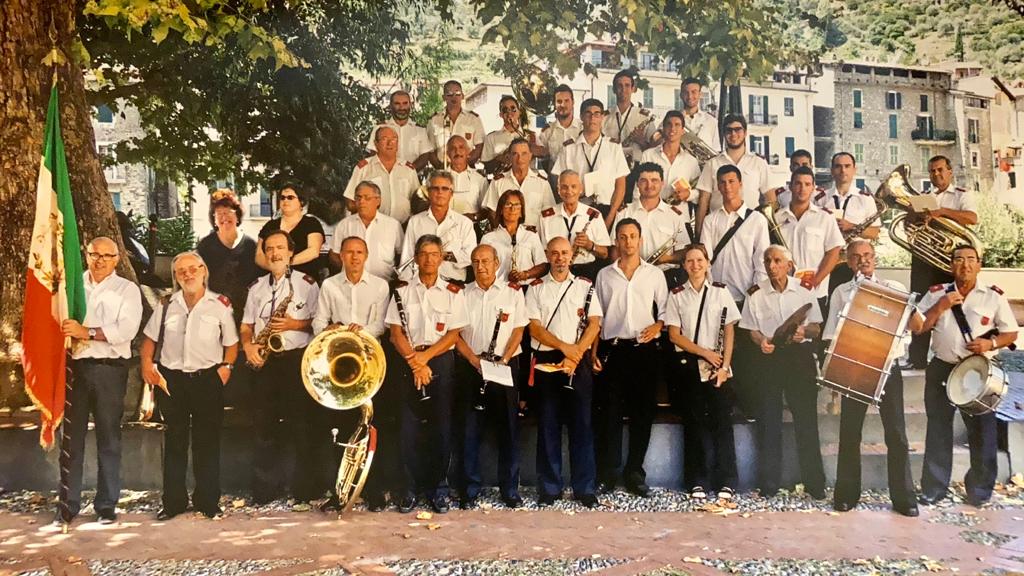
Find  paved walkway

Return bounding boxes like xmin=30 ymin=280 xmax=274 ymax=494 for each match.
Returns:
xmin=2 ymin=500 xmax=1023 ymax=575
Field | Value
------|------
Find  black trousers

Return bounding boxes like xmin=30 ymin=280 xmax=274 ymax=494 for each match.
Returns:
xmin=834 ymin=368 xmax=915 ymax=508
xmin=921 ymin=359 xmax=999 ymax=503
xmin=159 ymin=366 xmax=224 ymax=514
xmin=65 ymin=359 xmax=128 ymax=516
xmin=361 ymin=340 xmax=405 ymax=504
xmin=534 ymin=349 xmax=596 ymax=498
xmin=594 ymin=339 xmax=659 ymax=486
xmin=755 ymin=343 xmax=826 ymax=494
xmin=909 ymin=256 xmax=952 ymax=366
xmin=458 ymin=357 xmax=520 ymax=499
xmin=678 ymin=359 xmax=738 ymax=491
xmin=251 ymin=348 xmax=322 ymax=502
xmin=399 ymin=351 xmax=455 ymax=500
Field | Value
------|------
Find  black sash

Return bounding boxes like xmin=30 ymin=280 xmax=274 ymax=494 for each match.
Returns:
xmin=710 ymin=210 xmax=748 ymax=266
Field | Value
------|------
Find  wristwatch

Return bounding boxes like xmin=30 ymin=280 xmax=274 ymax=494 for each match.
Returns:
xmin=87 ymin=328 xmax=97 ymax=340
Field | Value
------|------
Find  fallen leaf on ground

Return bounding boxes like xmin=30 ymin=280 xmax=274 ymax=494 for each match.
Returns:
xmin=683 ymin=556 xmax=703 ymax=563
xmin=416 ymin=511 xmax=433 ymax=520
xmin=232 ymin=499 xmax=246 ymax=508
xmin=427 ymin=523 xmax=441 ymax=530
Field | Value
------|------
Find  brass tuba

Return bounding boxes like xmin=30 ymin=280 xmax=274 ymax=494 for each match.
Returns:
xmin=680 ymin=129 xmax=718 ymax=172
xmin=875 ymin=165 xmax=983 ymax=274
xmin=755 ymin=200 xmax=789 ymax=250
xmin=510 ymin=64 xmax=556 ymax=116
xmin=301 ymin=327 xmax=386 ymax=513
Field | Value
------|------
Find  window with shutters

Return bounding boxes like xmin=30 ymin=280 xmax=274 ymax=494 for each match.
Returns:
xmin=888 ymin=114 xmax=898 ymax=139
xmin=889 ymin=145 xmax=899 ymax=166
xmin=784 ymin=97 xmax=794 ymax=117
xmin=785 ymin=137 xmax=795 ymax=157
xmin=606 ymin=85 xmax=616 ymax=109
xmin=643 ymin=88 xmax=653 ymax=108
xmin=674 ymin=89 xmax=682 ymax=111
xmin=886 ymin=91 xmax=902 ymax=110
xmin=95 ymin=105 xmax=114 ymax=124
xmin=854 ymin=143 xmax=864 ymax=164
xmin=920 ymin=94 xmax=929 ymax=113
xmin=968 ymin=119 xmax=980 ymax=144
xmin=853 ymin=89 xmax=863 ymax=109
xmin=853 ymin=111 xmax=863 ymax=129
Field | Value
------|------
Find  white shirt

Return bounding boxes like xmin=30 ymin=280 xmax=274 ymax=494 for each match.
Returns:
xmin=739 ymin=277 xmax=823 ymax=338
xmin=815 ymin=186 xmax=880 ymax=240
xmin=143 ymin=290 xmax=239 ymax=371
xmin=639 ymin=145 xmax=701 ymax=204
xmin=684 ymin=109 xmax=721 ymax=153
xmin=602 ymin=103 xmax=658 ymax=163
xmin=482 ymin=169 xmax=555 ymax=228
xmin=343 ymin=155 xmax=420 ymax=224
xmin=776 ymin=204 xmax=845 ymax=298
xmin=243 ymin=272 xmax=320 ymax=351
xmin=917 ymin=282 xmax=1018 ymax=364
xmin=538 ymin=117 xmax=583 ymax=170
xmin=399 ymin=209 xmax=477 ymax=281
xmin=700 ymin=205 xmax=771 ymax=302
xmin=595 ymin=260 xmax=668 ymax=340
xmin=481 ymin=127 xmax=533 ymax=163
xmin=824 ymin=274 xmax=912 ymax=355
xmin=526 ymin=274 xmax=603 ymax=351
xmin=480 ymin=225 xmax=547 ymax=282
xmin=73 ymin=271 xmax=143 ymax=360
xmin=664 ymin=279 xmax=741 ymax=350
xmin=426 ymin=109 xmax=486 ymax=155
xmin=461 ymin=280 xmax=529 ymax=356
xmin=613 ymin=199 xmax=693 ymax=269
xmin=538 ymin=202 xmax=612 ymax=265
xmin=697 ymin=151 xmax=772 ymax=211
xmin=313 ymin=270 xmax=390 ymax=337
xmin=366 ymin=119 xmax=432 ymax=165
xmin=448 ymin=167 xmax=489 ymax=215
xmin=552 ymin=136 xmax=630 ymax=205
xmin=330 ymin=212 xmax=403 ymax=281
xmin=928 ymin=185 xmax=978 ymax=213
xmin=385 ymin=275 xmax=470 ymax=348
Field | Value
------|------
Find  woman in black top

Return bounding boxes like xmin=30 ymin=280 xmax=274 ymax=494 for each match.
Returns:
xmin=256 ymin=184 xmax=325 ymax=279
xmin=196 ymin=189 xmax=259 ymax=323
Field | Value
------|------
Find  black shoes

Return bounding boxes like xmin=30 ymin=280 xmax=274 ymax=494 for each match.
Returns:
xmin=626 ymin=482 xmax=651 ymax=498
xmin=200 ymin=507 xmax=223 ymax=519
xmin=156 ymin=508 xmax=181 ymax=521
xmin=833 ymin=501 xmax=854 ymax=512
xmin=319 ymin=495 xmax=342 ymax=513
xmin=894 ymin=503 xmax=920 ymax=517
xmin=537 ymin=493 xmax=558 ymax=507
xmin=460 ymin=496 xmax=477 ymax=510
xmin=918 ymin=492 xmax=947 ymax=506
xmin=596 ymin=481 xmax=615 ymax=495
xmin=365 ymin=497 xmax=387 ymax=513
xmin=576 ymin=494 xmax=600 ymax=509
xmin=430 ymin=495 xmax=449 ymax=514
xmin=502 ymin=495 xmax=524 ymax=509
xmin=97 ymin=509 xmax=117 ymax=524
xmin=807 ymin=487 xmax=828 ymax=501
xmin=398 ymin=496 xmax=417 ymax=514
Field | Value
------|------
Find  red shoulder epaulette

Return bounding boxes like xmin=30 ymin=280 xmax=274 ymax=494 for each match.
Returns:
xmin=859 ymin=188 xmax=872 ymax=196
xmin=577 ymin=276 xmax=593 ymax=283
xmin=530 ymin=278 xmax=544 ymax=286
xmin=447 ymin=281 xmax=464 ymax=293
xmin=357 ymin=158 xmax=368 ymax=168
xmin=508 ymin=282 xmax=520 ymax=289
xmin=302 ymin=274 xmax=316 ymax=285
xmin=405 ymin=161 xmax=416 ymax=170
xmin=541 ymin=207 xmax=556 ymax=218
xmin=816 ymin=185 xmax=825 ymax=192
xmin=468 ymin=110 xmax=480 ymax=117
xmin=671 ymin=206 xmax=683 ymax=216
xmin=671 ymin=283 xmax=687 ymax=294
xmin=991 ymin=285 xmax=1005 ymax=295
xmin=563 ymin=138 xmax=575 ymax=147
xmin=393 ymin=280 xmax=409 ymax=289
xmin=247 ymin=279 xmax=260 ymax=289
xmin=586 ymin=207 xmax=600 ymax=219
xmin=639 ymin=108 xmax=651 ymax=116
xmin=747 ymin=284 xmax=760 ymax=296
xmin=929 ymin=284 xmax=945 ymax=293
xmin=775 ymin=186 xmax=787 ymax=194
xmin=955 ymin=186 xmax=967 ymax=192
xmin=494 ymin=172 xmax=505 ymax=180
xmin=822 ymin=207 xmax=834 ymax=215
xmin=814 ymin=191 xmax=826 ymax=201
xmin=524 ymin=224 xmax=537 ymax=232
xmin=712 ymin=281 xmax=727 ymax=288
xmin=217 ymin=294 xmax=232 ymax=308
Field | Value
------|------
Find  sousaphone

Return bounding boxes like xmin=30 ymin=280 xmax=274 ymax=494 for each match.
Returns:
xmin=302 ymin=327 xmax=386 ymax=513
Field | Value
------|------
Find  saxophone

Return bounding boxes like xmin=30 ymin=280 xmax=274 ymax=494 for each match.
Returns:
xmin=698 ymin=307 xmax=730 ymax=381
xmin=251 ymin=274 xmax=293 ymax=369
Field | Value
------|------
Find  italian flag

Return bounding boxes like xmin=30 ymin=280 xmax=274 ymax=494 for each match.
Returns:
xmin=21 ymin=82 xmax=86 ymax=449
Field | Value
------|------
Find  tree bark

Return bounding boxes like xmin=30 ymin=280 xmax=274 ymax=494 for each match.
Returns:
xmin=0 ymin=0 xmax=133 ymax=408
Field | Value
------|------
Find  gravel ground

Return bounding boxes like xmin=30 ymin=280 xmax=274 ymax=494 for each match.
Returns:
xmin=958 ymin=529 xmax=1017 ymax=547
xmin=698 ymin=557 xmax=956 ymax=575
xmin=15 ymin=559 xmax=306 ymax=576
xmin=2 ymin=480 xmax=1023 ymax=518
xmin=384 ymin=556 xmax=626 ymax=576
xmin=998 ymin=350 xmax=1024 ymax=373
xmin=927 ymin=510 xmax=986 ymax=527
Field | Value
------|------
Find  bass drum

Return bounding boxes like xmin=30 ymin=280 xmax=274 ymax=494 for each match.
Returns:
xmin=818 ymin=280 xmax=917 ymax=405
xmin=947 ymin=354 xmax=1007 ymax=416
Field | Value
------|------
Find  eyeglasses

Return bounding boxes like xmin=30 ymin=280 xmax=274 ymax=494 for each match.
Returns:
xmin=724 ymin=126 xmax=745 ymax=134
xmin=504 ymin=203 xmax=523 ymax=209
xmin=280 ymin=194 xmax=299 ymax=201
xmin=87 ymin=252 xmax=118 ymax=261
xmin=952 ymin=256 xmax=979 ymax=263
xmin=174 ymin=264 xmax=206 ymax=276
xmin=444 ymin=92 xmax=463 ymax=98
xmin=581 ymin=110 xmax=603 ymax=118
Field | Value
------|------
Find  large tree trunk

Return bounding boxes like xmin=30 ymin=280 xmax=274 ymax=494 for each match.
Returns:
xmin=0 ymin=0 xmax=133 ymax=409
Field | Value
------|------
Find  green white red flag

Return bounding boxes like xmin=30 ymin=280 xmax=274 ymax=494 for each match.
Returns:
xmin=21 ymin=81 xmax=86 ymax=449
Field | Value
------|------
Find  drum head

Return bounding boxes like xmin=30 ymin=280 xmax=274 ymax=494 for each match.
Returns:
xmin=948 ymin=355 xmax=989 ymax=405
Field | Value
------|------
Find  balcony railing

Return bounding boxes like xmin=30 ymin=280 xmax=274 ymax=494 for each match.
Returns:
xmin=748 ymin=113 xmax=779 ymax=126
xmin=911 ymin=128 xmax=957 ymax=143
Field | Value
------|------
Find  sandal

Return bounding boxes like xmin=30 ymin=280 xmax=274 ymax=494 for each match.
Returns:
xmin=717 ymin=487 xmax=735 ymax=501
xmin=689 ymin=486 xmax=707 ymax=500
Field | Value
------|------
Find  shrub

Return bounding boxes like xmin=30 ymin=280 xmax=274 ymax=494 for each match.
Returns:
xmin=155 ymin=213 xmax=196 ymax=256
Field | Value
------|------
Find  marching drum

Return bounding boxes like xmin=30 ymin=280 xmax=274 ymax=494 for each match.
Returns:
xmin=818 ymin=280 xmax=917 ymax=405
xmin=947 ymin=354 xmax=1007 ymax=416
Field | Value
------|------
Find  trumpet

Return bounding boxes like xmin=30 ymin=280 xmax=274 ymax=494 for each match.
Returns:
xmin=646 ymin=234 xmax=676 ymax=265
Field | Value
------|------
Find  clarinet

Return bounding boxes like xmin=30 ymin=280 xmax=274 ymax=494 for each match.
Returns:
xmin=475 ymin=308 xmax=505 ymax=410
xmin=698 ymin=307 xmax=729 ymax=382
xmin=393 ymin=288 xmax=430 ymax=402
xmin=565 ymin=285 xmax=594 ymax=391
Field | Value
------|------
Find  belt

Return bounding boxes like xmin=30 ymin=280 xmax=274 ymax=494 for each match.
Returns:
xmin=160 ymin=365 xmax=219 ymax=379
xmin=601 ymin=337 xmax=649 ymax=347
xmin=74 ymin=357 xmax=127 ymax=367
xmin=414 ymin=345 xmax=430 ymax=352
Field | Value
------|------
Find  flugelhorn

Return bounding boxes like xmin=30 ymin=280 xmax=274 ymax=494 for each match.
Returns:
xmin=302 ymin=327 xmax=386 ymax=513
xmin=875 ymin=165 xmax=983 ymax=274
